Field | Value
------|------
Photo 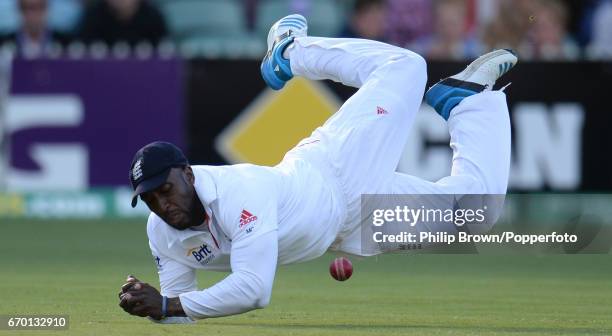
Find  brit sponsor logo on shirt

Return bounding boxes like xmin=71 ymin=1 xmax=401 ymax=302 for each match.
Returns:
xmin=187 ymin=244 xmax=215 ymax=265
xmin=239 ymin=209 xmax=257 ymax=229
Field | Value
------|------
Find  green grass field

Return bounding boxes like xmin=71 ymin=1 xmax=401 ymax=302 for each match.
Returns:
xmin=1 ymin=219 xmax=611 ymax=335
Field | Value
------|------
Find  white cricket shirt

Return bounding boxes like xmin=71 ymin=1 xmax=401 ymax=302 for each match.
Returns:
xmin=147 ymin=154 xmax=347 ymax=320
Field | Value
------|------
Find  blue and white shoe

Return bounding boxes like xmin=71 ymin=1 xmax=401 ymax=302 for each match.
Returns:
xmin=260 ymin=14 xmax=308 ymax=90
xmin=425 ymin=49 xmax=518 ymax=120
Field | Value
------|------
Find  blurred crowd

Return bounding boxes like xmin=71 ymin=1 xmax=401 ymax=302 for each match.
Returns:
xmin=0 ymin=0 xmax=611 ymax=60
xmin=343 ymin=0 xmax=612 ymax=60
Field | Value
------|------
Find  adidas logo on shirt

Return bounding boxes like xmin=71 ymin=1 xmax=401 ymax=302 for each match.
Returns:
xmin=239 ymin=209 xmax=258 ymax=228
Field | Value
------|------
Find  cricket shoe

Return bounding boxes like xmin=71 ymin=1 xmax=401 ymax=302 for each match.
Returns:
xmin=260 ymin=14 xmax=308 ymax=90
xmin=425 ymin=49 xmax=518 ymax=120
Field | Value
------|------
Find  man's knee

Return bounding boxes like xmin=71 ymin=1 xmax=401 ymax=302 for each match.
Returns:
xmin=406 ymin=52 xmax=427 ymax=76
xmin=384 ymin=52 xmax=427 ymax=89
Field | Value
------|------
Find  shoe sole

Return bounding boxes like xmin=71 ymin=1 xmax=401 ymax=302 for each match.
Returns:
xmin=266 ymin=14 xmax=307 ymax=52
xmin=453 ymin=49 xmax=516 ymax=82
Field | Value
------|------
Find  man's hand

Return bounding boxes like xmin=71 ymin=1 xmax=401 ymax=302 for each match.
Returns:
xmin=118 ymin=275 xmax=164 ymax=320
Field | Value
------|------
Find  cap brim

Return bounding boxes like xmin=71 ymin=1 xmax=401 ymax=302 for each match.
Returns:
xmin=131 ymin=168 xmax=172 ymax=208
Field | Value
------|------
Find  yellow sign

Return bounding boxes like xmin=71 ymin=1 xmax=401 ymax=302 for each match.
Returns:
xmin=0 ymin=193 xmax=25 ymax=216
xmin=216 ymin=78 xmax=341 ymax=166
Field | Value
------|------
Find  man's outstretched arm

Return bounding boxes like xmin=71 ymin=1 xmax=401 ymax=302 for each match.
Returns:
xmin=178 ymin=229 xmax=279 ymax=318
xmin=119 ymin=229 xmax=278 ymax=319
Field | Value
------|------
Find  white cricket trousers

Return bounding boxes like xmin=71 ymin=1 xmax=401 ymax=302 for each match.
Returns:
xmin=283 ymin=37 xmax=511 ymax=249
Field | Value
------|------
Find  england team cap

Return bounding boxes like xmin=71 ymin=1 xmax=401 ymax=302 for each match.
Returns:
xmin=129 ymin=141 xmax=188 ymax=208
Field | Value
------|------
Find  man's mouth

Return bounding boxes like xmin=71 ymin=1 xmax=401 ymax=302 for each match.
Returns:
xmin=168 ymin=210 xmax=182 ymax=223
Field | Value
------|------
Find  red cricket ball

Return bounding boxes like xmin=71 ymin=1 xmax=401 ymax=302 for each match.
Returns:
xmin=329 ymin=256 xmax=353 ymax=281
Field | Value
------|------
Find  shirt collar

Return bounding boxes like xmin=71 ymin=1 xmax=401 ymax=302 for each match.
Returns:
xmin=192 ymin=166 xmax=218 ymax=217
xmin=168 ymin=225 xmax=203 ymax=248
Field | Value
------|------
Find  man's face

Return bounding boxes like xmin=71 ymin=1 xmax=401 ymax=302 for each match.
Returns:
xmin=140 ymin=167 xmax=197 ymax=230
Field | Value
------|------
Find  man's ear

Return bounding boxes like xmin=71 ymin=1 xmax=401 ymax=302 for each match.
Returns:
xmin=184 ymin=166 xmax=195 ymax=185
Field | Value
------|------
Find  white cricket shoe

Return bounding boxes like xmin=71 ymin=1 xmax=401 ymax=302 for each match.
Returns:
xmin=425 ymin=49 xmax=518 ymax=120
xmin=260 ymin=14 xmax=308 ymax=90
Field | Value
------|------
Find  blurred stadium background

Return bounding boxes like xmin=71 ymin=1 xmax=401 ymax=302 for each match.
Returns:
xmin=1 ymin=0 xmax=612 ymax=335
xmin=1 ymin=0 xmax=611 ymax=217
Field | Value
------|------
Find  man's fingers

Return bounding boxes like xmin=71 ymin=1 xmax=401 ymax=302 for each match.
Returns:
xmin=119 ymin=295 xmax=130 ymax=311
xmin=121 ymin=282 xmax=136 ymax=293
xmin=119 ymin=292 xmax=146 ymax=312
xmin=121 ymin=281 xmax=144 ymax=293
xmin=121 ymin=275 xmax=142 ymax=294
xmin=124 ymin=292 xmax=146 ymax=303
xmin=119 ymin=298 xmax=130 ymax=312
xmin=119 ymin=292 xmax=133 ymax=309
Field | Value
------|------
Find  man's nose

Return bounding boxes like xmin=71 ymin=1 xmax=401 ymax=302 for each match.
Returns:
xmin=156 ymin=196 xmax=171 ymax=212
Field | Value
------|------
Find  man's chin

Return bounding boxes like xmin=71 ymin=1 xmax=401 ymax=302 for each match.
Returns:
xmin=168 ymin=221 xmax=191 ymax=230
xmin=163 ymin=216 xmax=191 ymax=230
xmin=164 ymin=224 xmax=185 ymax=231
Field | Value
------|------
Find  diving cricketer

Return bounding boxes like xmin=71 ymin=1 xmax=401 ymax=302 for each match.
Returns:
xmin=118 ymin=14 xmax=516 ymax=323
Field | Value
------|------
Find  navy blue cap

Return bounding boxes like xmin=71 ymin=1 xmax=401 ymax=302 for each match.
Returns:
xmin=129 ymin=141 xmax=188 ymax=208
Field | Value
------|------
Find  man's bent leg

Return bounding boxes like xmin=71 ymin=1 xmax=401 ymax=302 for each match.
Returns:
xmin=391 ymin=90 xmax=511 ymax=195
xmin=388 ymin=90 xmax=510 ymax=237
xmin=285 ymin=37 xmax=427 ymax=196
xmin=288 ymin=37 xmax=423 ymax=89
xmin=342 ymin=91 xmax=511 ymax=254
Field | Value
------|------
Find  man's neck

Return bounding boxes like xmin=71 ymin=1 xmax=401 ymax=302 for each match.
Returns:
xmin=187 ymin=195 xmax=207 ymax=229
